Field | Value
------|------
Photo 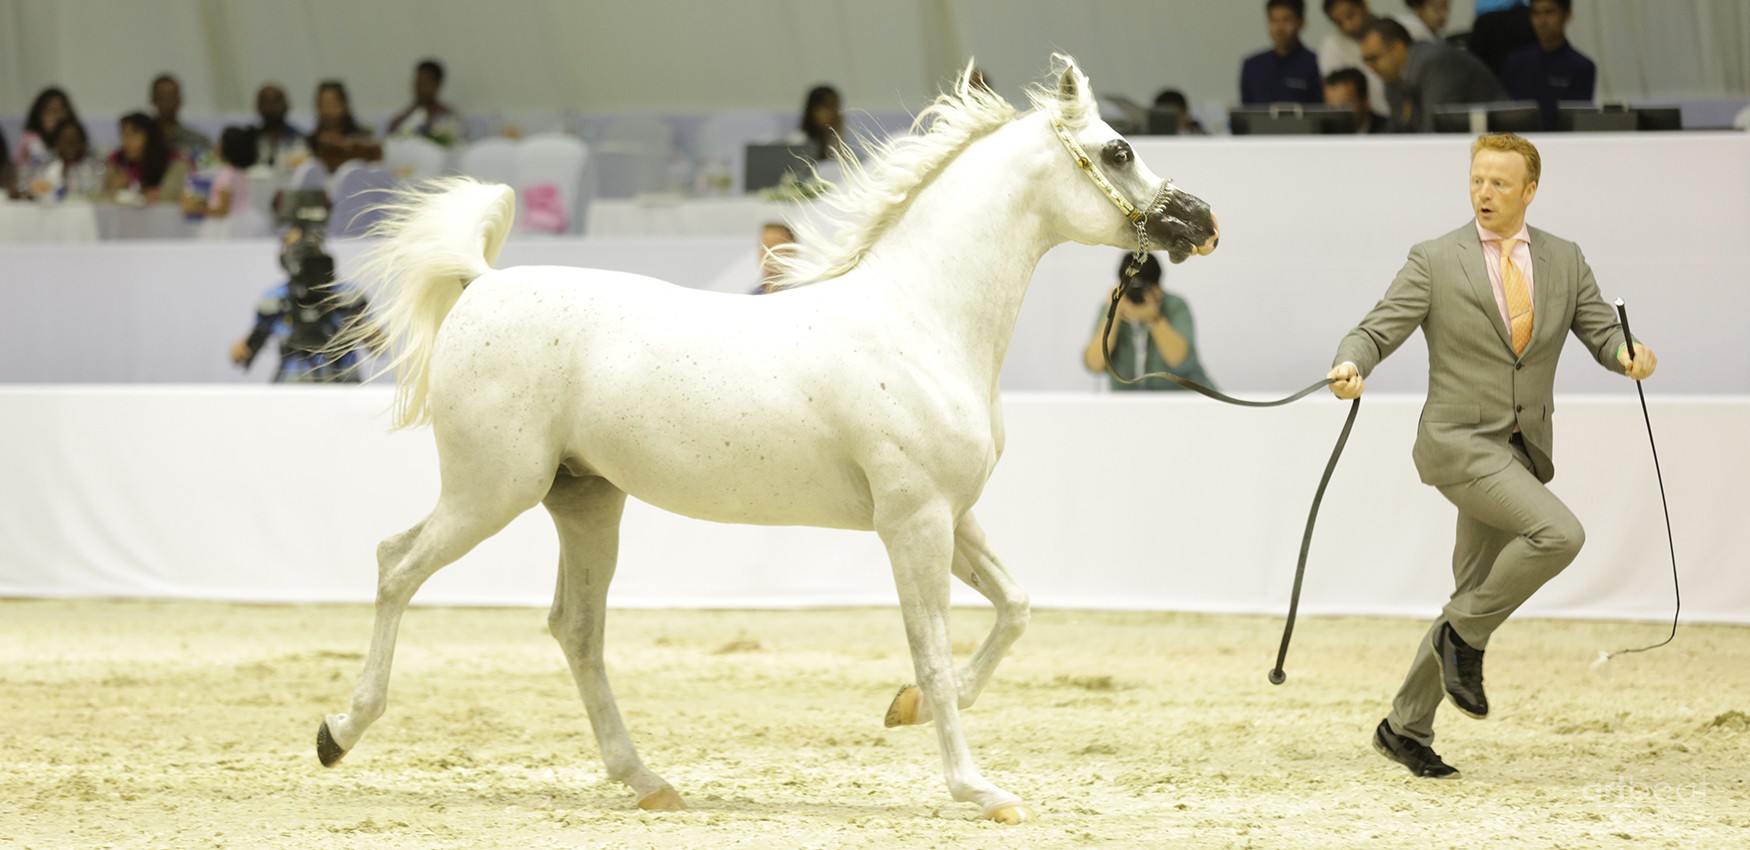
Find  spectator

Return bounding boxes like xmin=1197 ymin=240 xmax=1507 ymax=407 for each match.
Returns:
xmin=386 ymin=59 xmax=466 ymax=147
xmin=1324 ymin=68 xmax=1390 ymax=133
xmin=253 ymin=83 xmax=308 ymax=170
xmin=1362 ymin=18 xmax=1507 ymax=132
xmin=1500 ymin=0 xmax=1596 ymax=130
xmin=1082 ymin=252 xmax=1216 ymax=392
xmin=105 ymin=112 xmax=186 ymax=203
xmin=308 ymin=81 xmax=383 ymax=172
xmin=1153 ymin=90 xmax=1208 ymax=135
xmin=183 ymin=126 xmax=269 ymax=238
xmin=0 ymin=126 xmax=15 ymax=198
xmin=15 ymin=87 xmax=79 ymax=175
xmin=792 ymin=84 xmax=846 ymax=160
xmin=755 ymin=222 xmax=796 ymax=294
xmin=1240 ymin=0 xmax=1325 ymax=106
xmin=151 ymin=74 xmax=212 ymax=162
xmin=1393 ymin=0 xmax=1451 ymax=42
xmin=1318 ymin=0 xmax=1390 ymax=119
xmin=1468 ymin=0 xmax=1536 ymax=76
xmin=25 ymin=120 xmax=106 ymax=201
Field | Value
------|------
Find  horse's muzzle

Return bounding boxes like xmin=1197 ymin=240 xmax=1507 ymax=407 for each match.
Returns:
xmin=1151 ymin=187 xmax=1218 ymax=265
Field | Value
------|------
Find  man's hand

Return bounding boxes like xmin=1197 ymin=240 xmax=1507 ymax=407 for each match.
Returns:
xmin=1327 ymin=361 xmax=1364 ymax=399
xmin=1113 ymin=287 xmax=1162 ymax=324
xmin=1617 ymin=342 xmax=1657 ymax=380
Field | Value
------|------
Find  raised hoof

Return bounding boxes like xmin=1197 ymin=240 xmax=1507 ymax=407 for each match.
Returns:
xmin=316 ymin=720 xmax=348 ymax=767
xmin=636 ymin=785 xmax=687 ymax=811
xmin=985 ymin=803 xmax=1036 ymax=824
xmin=884 ymin=684 xmax=924 ymax=728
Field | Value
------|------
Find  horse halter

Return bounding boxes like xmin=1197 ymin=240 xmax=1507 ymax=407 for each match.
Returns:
xmin=1049 ymin=118 xmax=1175 ymax=273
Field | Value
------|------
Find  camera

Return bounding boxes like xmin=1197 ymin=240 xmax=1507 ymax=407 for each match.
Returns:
xmin=1118 ymin=252 xmax=1164 ymax=304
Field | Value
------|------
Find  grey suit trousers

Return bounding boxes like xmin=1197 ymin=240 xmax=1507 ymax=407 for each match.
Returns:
xmin=1387 ymin=435 xmax=1585 ymax=745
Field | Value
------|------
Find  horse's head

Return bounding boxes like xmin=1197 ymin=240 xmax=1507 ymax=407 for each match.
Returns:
xmin=1031 ymin=55 xmax=1219 ymax=264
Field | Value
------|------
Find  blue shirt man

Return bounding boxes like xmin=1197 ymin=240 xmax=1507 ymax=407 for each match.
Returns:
xmin=1241 ymin=0 xmax=1326 ymax=105
xmin=1501 ymin=0 xmax=1596 ymax=130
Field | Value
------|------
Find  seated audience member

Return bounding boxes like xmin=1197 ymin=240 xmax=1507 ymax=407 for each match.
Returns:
xmin=791 ymin=84 xmax=847 ymax=160
xmin=1393 ymin=0 xmax=1450 ymax=42
xmin=386 ymin=59 xmax=466 ymax=147
xmin=253 ymin=83 xmax=308 ymax=170
xmin=1324 ymin=68 xmax=1390 ymax=133
xmin=151 ymin=73 xmax=213 ymax=162
xmin=1468 ymin=0 xmax=1536 ymax=75
xmin=1 ymin=126 xmax=16 ymax=197
xmin=1362 ymin=18 xmax=1506 ymax=132
xmin=26 ymin=120 xmax=106 ymax=201
xmin=184 ymin=126 xmax=268 ymax=236
xmin=1153 ymin=90 xmax=1208 ymax=135
xmin=309 ymin=81 xmax=383 ymax=173
xmin=105 ymin=112 xmax=186 ymax=203
xmin=1501 ymin=0 xmax=1595 ymax=130
xmin=1082 ymin=252 xmax=1216 ymax=392
xmin=1240 ymin=0 xmax=1325 ymax=105
xmin=15 ymin=87 xmax=79 ymax=175
xmin=1318 ymin=0 xmax=1390 ymax=119
xmin=754 ymin=222 xmax=797 ymax=294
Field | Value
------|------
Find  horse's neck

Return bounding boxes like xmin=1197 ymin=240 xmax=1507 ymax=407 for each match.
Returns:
xmin=861 ymin=124 xmax=1055 ymax=391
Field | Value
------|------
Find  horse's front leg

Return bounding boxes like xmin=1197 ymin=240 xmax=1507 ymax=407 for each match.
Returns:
xmin=878 ymin=500 xmax=1033 ymax=824
xmin=885 ymin=510 xmax=1029 ymax=728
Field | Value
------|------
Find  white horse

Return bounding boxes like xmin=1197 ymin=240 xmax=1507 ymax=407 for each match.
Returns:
xmin=317 ymin=55 xmax=1218 ymax=823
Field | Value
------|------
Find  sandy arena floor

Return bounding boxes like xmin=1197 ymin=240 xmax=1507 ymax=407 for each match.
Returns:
xmin=1 ymin=598 xmax=1746 ymax=849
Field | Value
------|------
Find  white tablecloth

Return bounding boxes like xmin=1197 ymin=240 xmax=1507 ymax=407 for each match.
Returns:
xmin=585 ymin=196 xmax=828 ymax=237
xmin=0 ymin=201 xmax=197 ymax=243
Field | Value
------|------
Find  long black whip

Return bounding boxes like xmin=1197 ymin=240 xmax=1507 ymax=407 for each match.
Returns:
xmin=1593 ymin=299 xmax=1680 ymax=672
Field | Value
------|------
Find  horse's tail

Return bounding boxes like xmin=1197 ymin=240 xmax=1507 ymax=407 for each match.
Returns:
xmin=349 ymin=177 xmax=517 ymax=430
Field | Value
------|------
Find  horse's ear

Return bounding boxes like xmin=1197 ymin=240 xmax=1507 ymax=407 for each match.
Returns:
xmin=1050 ymin=53 xmax=1094 ymax=124
xmin=1058 ymin=65 xmax=1080 ymax=103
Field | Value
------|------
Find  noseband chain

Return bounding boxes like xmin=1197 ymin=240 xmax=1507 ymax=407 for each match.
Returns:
xmin=1050 ymin=118 xmax=1174 ymax=275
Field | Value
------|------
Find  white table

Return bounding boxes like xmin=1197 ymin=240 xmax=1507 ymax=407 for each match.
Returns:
xmin=0 ymin=200 xmax=196 ymax=243
xmin=585 ymin=196 xmax=829 ymax=237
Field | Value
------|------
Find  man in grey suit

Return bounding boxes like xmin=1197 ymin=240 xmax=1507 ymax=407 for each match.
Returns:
xmin=1327 ymin=133 xmax=1657 ymax=777
xmin=1361 ymin=17 xmax=1508 ymax=131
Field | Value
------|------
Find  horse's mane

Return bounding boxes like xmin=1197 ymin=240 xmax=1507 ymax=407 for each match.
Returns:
xmin=769 ymin=62 xmax=1055 ymax=289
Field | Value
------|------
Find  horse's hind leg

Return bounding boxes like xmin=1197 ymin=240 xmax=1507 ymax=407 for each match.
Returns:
xmin=886 ymin=510 xmax=1030 ymax=728
xmin=543 ymin=473 xmax=682 ymax=811
xmin=317 ymin=454 xmax=550 ymax=766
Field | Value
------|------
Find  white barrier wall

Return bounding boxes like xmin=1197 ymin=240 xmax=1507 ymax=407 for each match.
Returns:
xmin=1 ymin=388 xmax=1741 ymax=625
xmin=3 ymin=134 xmax=1747 ymax=393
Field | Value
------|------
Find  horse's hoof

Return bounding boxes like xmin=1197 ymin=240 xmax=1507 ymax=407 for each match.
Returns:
xmin=884 ymin=684 xmax=924 ymax=728
xmin=316 ymin=720 xmax=348 ymax=767
xmin=636 ymin=785 xmax=687 ymax=811
xmin=985 ymin=803 xmax=1036 ymax=824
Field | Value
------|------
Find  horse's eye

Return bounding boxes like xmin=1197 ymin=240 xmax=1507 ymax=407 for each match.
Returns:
xmin=1102 ymin=141 xmax=1133 ymax=167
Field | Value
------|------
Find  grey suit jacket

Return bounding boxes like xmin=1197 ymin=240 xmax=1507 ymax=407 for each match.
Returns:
xmin=1389 ymin=42 xmax=1509 ymax=131
xmin=1334 ymin=223 xmax=1630 ymax=486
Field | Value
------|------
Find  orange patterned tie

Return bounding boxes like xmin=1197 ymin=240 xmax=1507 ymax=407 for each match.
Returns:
xmin=1501 ymin=238 xmax=1533 ymax=355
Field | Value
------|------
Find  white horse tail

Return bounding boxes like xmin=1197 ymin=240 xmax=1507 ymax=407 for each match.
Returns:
xmin=352 ymin=177 xmax=517 ymax=429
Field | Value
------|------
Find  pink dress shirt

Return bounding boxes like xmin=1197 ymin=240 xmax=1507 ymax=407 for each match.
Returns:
xmin=1475 ymin=220 xmax=1535 ymax=330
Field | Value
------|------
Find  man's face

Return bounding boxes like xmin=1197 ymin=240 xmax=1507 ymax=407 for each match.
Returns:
xmin=1415 ymin=0 xmax=1451 ymax=34
xmin=1267 ymin=6 xmax=1303 ymax=52
xmin=1470 ymin=148 xmax=1538 ymax=236
xmin=152 ymin=80 xmax=181 ymax=120
xmin=1530 ymin=0 xmax=1570 ymax=50
xmin=257 ymin=86 xmax=287 ymax=123
xmin=1324 ymin=81 xmax=1362 ymax=114
xmin=1360 ymin=32 xmax=1409 ymax=83
xmin=415 ymin=69 xmax=441 ymax=103
xmin=1327 ymin=0 xmax=1370 ymax=39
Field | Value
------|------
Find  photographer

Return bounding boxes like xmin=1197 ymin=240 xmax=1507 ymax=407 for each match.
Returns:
xmin=229 ymin=192 xmax=371 ymax=382
xmin=1081 ymin=252 xmax=1216 ymax=391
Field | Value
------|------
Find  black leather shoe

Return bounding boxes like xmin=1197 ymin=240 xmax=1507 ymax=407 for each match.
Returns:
xmin=1433 ymin=621 xmax=1489 ymax=719
xmin=1372 ymin=719 xmax=1459 ymax=778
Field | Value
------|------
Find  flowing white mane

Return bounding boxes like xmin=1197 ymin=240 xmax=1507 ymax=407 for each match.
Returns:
xmin=769 ymin=65 xmax=1025 ymax=288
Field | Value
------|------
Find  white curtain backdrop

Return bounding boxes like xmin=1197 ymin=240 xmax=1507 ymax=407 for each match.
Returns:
xmin=2 ymin=0 xmax=1746 ymax=126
